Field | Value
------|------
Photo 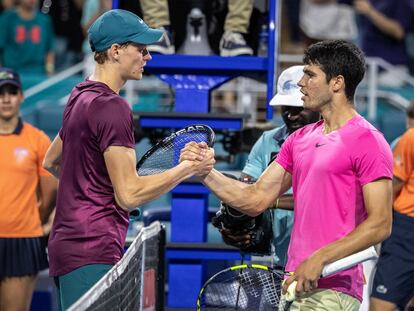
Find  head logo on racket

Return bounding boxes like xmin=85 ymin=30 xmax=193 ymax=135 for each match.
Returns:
xmin=136 ymin=124 xmax=215 ymax=176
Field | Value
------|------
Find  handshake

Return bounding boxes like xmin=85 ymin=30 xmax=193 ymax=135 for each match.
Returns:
xmin=180 ymin=141 xmax=216 ymax=177
xmin=181 ymin=142 xmax=273 ymax=255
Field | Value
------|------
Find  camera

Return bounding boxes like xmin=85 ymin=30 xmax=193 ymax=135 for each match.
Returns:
xmin=211 ymin=173 xmax=273 ymax=255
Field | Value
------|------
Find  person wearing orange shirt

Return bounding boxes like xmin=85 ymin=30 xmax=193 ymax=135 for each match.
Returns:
xmin=370 ymin=100 xmax=414 ymax=311
xmin=0 ymin=68 xmax=57 ymax=311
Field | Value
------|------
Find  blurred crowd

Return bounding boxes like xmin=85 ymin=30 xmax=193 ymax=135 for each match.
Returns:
xmin=0 ymin=0 xmax=412 ymax=87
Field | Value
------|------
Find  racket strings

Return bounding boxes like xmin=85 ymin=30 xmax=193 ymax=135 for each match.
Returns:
xmin=262 ymin=272 xmax=281 ymax=305
xmin=199 ymin=268 xmax=286 ymax=311
xmin=138 ymin=145 xmax=174 ymax=175
xmin=239 ymin=271 xmax=261 ymax=298
xmin=137 ymin=130 xmax=211 ymax=176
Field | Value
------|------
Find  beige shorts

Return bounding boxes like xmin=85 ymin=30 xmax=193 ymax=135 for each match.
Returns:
xmin=280 ymin=289 xmax=360 ymax=311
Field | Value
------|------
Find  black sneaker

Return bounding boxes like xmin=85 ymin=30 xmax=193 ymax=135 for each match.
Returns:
xmin=147 ymin=26 xmax=175 ymax=55
xmin=219 ymin=31 xmax=253 ymax=57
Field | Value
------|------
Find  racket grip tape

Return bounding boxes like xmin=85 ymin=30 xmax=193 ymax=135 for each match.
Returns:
xmin=285 ymin=280 xmax=297 ymax=302
xmin=283 ymin=246 xmax=378 ymax=302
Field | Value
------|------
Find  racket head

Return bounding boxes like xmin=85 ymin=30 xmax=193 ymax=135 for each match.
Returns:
xmin=136 ymin=124 xmax=215 ymax=176
xmin=196 ymin=264 xmax=291 ymax=311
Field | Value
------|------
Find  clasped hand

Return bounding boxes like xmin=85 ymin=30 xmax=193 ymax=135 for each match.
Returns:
xmin=282 ymin=253 xmax=325 ymax=297
xmin=180 ymin=141 xmax=215 ymax=177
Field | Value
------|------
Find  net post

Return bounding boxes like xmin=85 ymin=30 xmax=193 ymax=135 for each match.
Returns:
xmin=156 ymin=224 xmax=166 ymax=311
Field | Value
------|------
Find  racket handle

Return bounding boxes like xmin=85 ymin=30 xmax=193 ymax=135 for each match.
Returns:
xmin=285 ymin=280 xmax=297 ymax=302
xmin=284 ymin=246 xmax=378 ymax=302
xmin=321 ymin=246 xmax=378 ymax=277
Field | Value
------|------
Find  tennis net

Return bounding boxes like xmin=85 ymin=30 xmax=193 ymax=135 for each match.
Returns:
xmin=68 ymin=221 xmax=165 ymax=311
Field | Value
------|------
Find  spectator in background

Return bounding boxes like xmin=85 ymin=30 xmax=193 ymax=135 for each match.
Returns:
xmin=390 ymin=101 xmax=414 ymax=149
xmin=0 ymin=0 xmax=13 ymax=13
xmin=405 ymin=101 xmax=414 ymax=129
xmin=407 ymin=1 xmax=414 ymax=76
xmin=370 ymin=100 xmax=414 ymax=311
xmin=219 ymin=65 xmax=320 ymax=267
xmin=141 ymin=0 xmax=254 ymax=56
xmin=0 ymin=0 xmax=55 ymax=75
xmin=354 ymin=0 xmax=414 ymax=87
xmin=47 ymin=0 xmax=84 ymax=71
xmin=81 ymin=1 xmax=255 ymax=57
xmin=0 ymin=67 xmax=57 ymax=311
xmin=282 ymin=0 xmax=303 ymax=53
xmin=299 ymin=0 xmax=358 ymax=46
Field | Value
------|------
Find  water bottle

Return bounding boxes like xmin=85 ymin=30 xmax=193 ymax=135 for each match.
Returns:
xmin=258 ymin=24 xmax=268 ymax=57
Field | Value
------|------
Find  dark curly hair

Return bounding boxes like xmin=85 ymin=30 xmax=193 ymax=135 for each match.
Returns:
xmin=407 ymin=101 xmax=414 ymax=119
xmin=303 ymin=40 xmax=366 ymax=101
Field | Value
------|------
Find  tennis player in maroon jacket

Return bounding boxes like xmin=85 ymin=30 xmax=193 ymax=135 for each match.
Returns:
xmin=43 ymin=9 xmax=214 ymax=309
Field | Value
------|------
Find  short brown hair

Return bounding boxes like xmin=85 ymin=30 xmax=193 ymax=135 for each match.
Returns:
xmin=93 ymin=42 xmax=132 ymax=64
xmin=407 ymin=100 xmax=414 ymax=119
xmin=94 ymin=51 xmax=109 ymax=64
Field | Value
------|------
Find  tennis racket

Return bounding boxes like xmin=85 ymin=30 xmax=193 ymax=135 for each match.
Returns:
xmin=196 ymin=246 xmax=378 ymax=311
xmin=129 ymin=125 xmax=215 ymax=218
xmin=197 ymin=263 xmax=287 ymax=311
xmin=136 ymin=124 xmax=215 ymax=176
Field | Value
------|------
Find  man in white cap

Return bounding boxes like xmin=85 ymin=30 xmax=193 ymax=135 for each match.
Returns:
xmin=218 ymin=65 xmax=320 ymax=267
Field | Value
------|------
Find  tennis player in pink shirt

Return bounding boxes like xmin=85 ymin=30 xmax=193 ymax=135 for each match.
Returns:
xmin=184 ymin=40 xmax=393 ymax=310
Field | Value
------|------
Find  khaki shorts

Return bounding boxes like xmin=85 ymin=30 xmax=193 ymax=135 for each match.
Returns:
xmin=280 ymin=289 xmax=360 ymax=311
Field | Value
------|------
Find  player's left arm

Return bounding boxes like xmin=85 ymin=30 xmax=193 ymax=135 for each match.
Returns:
xmin=311 ymin=130 xmax=394 ymax=267
xmin=37 ymin=131 xmax=58 ymax=228
xmin=285 ymin=178 xmax=392 ymax=295
xmin=38 ymin=175 xmax=58 ymax=226
xmin=328 ymin=178 xmax=393 ymax=259
xmin=43 ymin=134 xmax=62 ymax=178
xmin=310 ymin=178 xmax=392 ymax=269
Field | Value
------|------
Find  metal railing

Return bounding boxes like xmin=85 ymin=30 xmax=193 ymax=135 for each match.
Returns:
xmin=364 ymin=57 xmax=414 ymax=119
xmin=24 ymin=62 xmax=84 ymax=99
xmin=278 ymin=54 xmax=414 ymax=119
xmin=22 ymin=55 xmax=414 ymax=121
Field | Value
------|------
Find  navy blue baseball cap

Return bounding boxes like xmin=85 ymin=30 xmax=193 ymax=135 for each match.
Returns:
xmin=88 ymin=9 xmax=163 ymax=52
xmin=0 ymin=67 xmax=22 ymax=89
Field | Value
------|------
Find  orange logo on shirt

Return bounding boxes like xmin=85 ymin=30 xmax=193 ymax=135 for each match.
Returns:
xmin=15 ymin=25 xmax=41 ymax=44
xmin=394 ymin=154 xmax=403 ymax=167
xmin=14 ymin=147 xmax=29 ymax=164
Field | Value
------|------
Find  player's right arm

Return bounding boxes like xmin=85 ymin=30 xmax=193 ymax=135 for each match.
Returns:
xmin=43 ymin=134 xmax=62 ymax=178
xmin=202 ymin=161 xmax=292 ymax=217
xmin=104 ymin=144 xmax=214 ymax=211
xmin=240 ymin=131 xmax=294 ymax=211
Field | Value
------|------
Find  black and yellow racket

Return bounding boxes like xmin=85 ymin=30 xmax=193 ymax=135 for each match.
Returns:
xmin=196 ymin=264 xmax=291 ymax=311
xmin=197 ymin=247 xmax=378 ymax=310
xmin=136 ymin=124 xmax=215 ymax=176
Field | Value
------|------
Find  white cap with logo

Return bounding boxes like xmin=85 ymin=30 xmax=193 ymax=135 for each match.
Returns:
xmin=269 ymin=65 xmax=304 ymax=107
